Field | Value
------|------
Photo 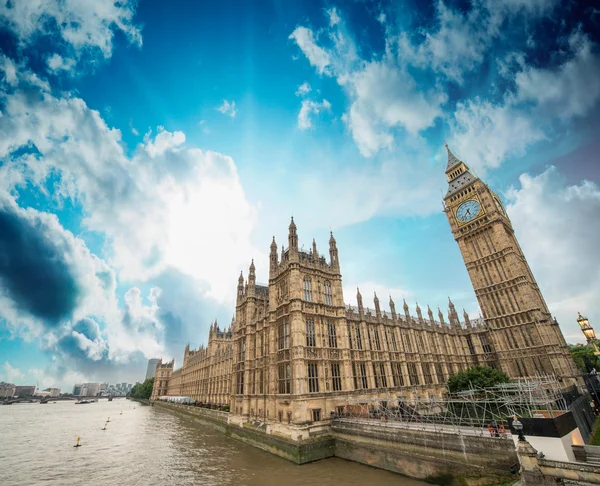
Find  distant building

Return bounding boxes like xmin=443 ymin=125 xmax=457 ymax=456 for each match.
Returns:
xmin=73 ymin=384 xmax=82 ymax=396
xmin=44 ymin=388 xmax=61 ymax=397
xmin=0 ymin=382 xmax=16 ymax=398
xmin=80 ymin=383 xmax=100 ymax=397
xmin=14 ymin=385 xmax=36 ymax=397
xmin=146 ymin=358 xmax=161 ymax=380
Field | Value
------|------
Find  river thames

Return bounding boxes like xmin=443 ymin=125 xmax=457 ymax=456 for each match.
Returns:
xmin=0 ymin=399 xmax=427 ymax=485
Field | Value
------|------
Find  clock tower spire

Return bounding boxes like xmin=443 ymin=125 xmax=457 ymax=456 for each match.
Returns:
xmin=442 ymin=144 xmax=579 ymax=384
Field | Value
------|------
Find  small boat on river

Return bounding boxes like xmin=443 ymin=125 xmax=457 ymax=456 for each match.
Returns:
xmin=75 ymin=399 xmax=91 ymax=404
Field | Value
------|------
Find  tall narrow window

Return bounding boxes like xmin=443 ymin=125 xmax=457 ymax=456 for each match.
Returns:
xmin=259 ymin=370 xmax=264 ymax=394
xmin=331 ymin=363 xmax=342 ymax=391
xmin=360 ymin=363 xmax=368 ymax=389
xmin=278 ymin=319 xmax=290 ymax=350
xmin=324 ymin=282 xmax=333 ymax=306
xmin=390 ymin=329 xmax=398 ymax=352
xmin=308 ymin=362 xmax=319 ymax=393
xmin=304 ymin=277 xmax=313 ymax=302
xmin=278 ymin=363 xmax=291 ymax=394
xmin=237 ymin=371 xmax=244 ymax=394
xmin=374 ymin=328 xmax=381 ymax=350
xmin=306 ymin=319 xmax=316 ymax=347
xmin=379 ymin=363 xmax=387 ymax=387
xmin=466 ymin=335 xmax=476 ymax=355
xmin=373 ymin=363 xmax=381 ymax=388
xmin=392 ymin=362 xmax=404 ymax=387
xmin=347 ymin=323 xmax=353 ymax=349
xmin=352 ymin=362 xmax=359 ymax=390
xmin=355 ymin=325 xmax=363 ymax=350
xmin=408 ymin=362 xmax=420 ymax=385
xmin=327 ymin=321 xmax=337 ymax=348
xmin=422 ymin=362 xmax=433 ymax=384
xmin=239 ymin=338 xmax=246 ymax=362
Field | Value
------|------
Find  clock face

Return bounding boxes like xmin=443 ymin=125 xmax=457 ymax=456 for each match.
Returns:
xmin=456 ymin=199 xmax=481 ymax=223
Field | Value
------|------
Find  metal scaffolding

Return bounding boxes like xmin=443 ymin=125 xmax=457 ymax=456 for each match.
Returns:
xmin=335 ymin=375 xmax=567 ymax=438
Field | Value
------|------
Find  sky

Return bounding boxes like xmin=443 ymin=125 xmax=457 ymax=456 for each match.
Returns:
xmin=0 ymin=0 xmax=599 ymax=391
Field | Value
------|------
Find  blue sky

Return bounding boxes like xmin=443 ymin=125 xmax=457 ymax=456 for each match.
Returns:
xmin=0 ymin=0 xmax=599 ymax=390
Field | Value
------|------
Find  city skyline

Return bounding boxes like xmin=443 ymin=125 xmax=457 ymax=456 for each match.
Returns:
xmin=0 ymin=0 xmax=599 ymax=391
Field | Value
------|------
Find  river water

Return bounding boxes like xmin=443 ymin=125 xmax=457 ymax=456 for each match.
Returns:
xmin=0 ymin=400 xmax=426 ymax=486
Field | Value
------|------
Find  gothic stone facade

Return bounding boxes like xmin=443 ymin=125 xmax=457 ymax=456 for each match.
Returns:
xmin=153 ymin=146 xmax=579 ymax=427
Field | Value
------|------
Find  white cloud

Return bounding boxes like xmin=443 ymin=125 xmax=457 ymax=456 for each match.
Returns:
xmin=298 ymin=99 xmax=331 ymax=130
xmin=289 ymin=27 xmax=331 ymax=75
xmin=346 ymin=61 xmax=447 ymax=156
xmin=0 ymin=63 xmax=260 ymax=307
xmin=1 ymin=362 xmax=24 ymax=383
xmin=327 ymin=7 xmax=341 ymax=27
xmin=46 ymin=54 xmax=76 ymax=73
xmin=295 ymin=81 xmax=311 ymax=97
xmin=449 ymin=98 xmax=545 ymax=172
xmin=342 ymin=283 xmax=413 ymax=312
xmin=290 ymin=11 xmax=447 ymax=157
xmin=0 ymin=0 xmax=141 ymax=60
xmin=448 ymin=31 xmax=600 ymax=171
xmin=506 ymin=166 xmax=600 ymax=343
xmin=216 ymin=100 xmax=237 ymax=118
xmin=0 ymin=55 xmax=18 ymax=86
xmin=514 ymin=30 xmax=600 ymax=119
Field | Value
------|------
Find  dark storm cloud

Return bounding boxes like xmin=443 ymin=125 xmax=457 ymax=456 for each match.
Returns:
xmin=0 ymin=202 xmax=80 ymax=325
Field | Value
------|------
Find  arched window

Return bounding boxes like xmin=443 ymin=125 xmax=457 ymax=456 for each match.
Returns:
xmin=324 ymin=282 xmax=332 ymax=306
xmin=304 ymin=277 xmax=313 ymax=302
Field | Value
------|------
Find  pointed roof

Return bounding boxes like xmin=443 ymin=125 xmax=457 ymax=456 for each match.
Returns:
xmin=445 ymin=143 xmax=462 ymax=172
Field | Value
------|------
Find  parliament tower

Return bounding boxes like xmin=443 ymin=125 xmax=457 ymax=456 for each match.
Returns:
xmin=442 ymin=145 xmax=579 ymax=383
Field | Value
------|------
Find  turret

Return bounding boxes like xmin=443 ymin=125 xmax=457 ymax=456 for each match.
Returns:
xmin=448 ymin=297 xmax=460 ymax=328
xmin=427 ymin=305 xmax=434 ymax=324
xmin=288 ymin=217 xmax=298 ymax=258
xmin=248 ymin=259 xmax=256 ymax=296
xmin=270 ymin=237 xmax=278 ymax=275
xmin=403 ymin=298 xmax=410 ymax=321
xmin=389 ymin=296 xmax=396 ymax=320
xmin=357 ymin=288 xmax=363 ymax=315
xmin=438 ymin=307 xmax=446 ymax=326
xmin=237 ymin=271 xmax=244 ymax=302
xmin=329 ymin=231 xmax=339 ymax=268
xmin=463 ymin=309 xmax=471 ymax=328
xmin=374 ymin=292 xmax=381 ymax=318
xmin=312 ymin=239 xmax=318 ymax=262
xmin=416 ymin=303 xmax=423 ymax=323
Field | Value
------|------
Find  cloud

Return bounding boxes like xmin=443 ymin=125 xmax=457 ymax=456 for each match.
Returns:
xmin=216 ymin=100 xmax=237 ymax=118
xmin=505 ymin=166 xmax=600 ymax=343
xmin=1 ymin=361 xmax=24 ymax=383
xmin=0 ymin=64 xmax=260 ymax=304
xmin=46 ymin=54 xmax=76 ymax=73
xmin=289 ymin=27 xmax=331 ymax=75
xmin=290 ymin=10 xmax=447 ymax=157
xmin=448 ymin=30 xmax=600 ymax=172
xmin=298 ymin=99 xmax=331 ymax=130
xmin=0 ymin=199 xmax=81 ymax=325
xmin=513 ymin=30 xmax=600 ymax=119
xmin=0 ymin=0 xmax=142 ymax=61
xmin=295 ymin=81 xmax=311 ymax=97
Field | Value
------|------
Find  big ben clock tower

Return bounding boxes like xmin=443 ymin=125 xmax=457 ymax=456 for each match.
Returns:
xmin=442 ymin=145 xmax=579 ymax=383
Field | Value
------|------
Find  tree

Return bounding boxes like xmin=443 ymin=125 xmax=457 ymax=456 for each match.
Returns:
xmin=130 ymin=378 xmax=154 ymax=400
xmin=447 ymin=365 xmax=510 ymax=393
xmin=569 ymin=344 xmax=600 ymax=373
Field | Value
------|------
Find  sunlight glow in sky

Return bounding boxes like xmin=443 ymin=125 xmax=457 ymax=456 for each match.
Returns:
xmin=0 ymin=0 xmax=599 ymax=390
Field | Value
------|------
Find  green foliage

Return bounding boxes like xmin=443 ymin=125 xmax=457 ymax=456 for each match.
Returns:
xmin=568 ymin=344 xmax=600 ymax=373
xmin=590 ymin=418 xmax=600 ymax=446
xmin=447 ymin=365 xmax=510 ymax=393
xmin=130 ymin=378 xmax=154 ymax=400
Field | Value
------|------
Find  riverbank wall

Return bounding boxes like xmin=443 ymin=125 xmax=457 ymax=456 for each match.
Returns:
xmin=153 ymin=401 xmax=518 ymax=485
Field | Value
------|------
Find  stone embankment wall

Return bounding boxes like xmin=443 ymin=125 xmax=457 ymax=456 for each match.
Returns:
xmin=332 ymin=421 xmax=518 ymax=485
xmin=153 ymin=401 xmax=518 ymax=485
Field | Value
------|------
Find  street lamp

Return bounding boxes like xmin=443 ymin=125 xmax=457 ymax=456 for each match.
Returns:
xmin=512 ymin=416 xmax=526 ymax=442
xmin=578 ymin=312 xmax=600 ymax=356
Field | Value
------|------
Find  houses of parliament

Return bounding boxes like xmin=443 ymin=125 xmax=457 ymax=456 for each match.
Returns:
xmin=151 ymin=146 xmax=580 ymax=427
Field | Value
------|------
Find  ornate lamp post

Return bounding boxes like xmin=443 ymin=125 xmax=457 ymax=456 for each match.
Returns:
xmin=512 ymin=416 xmax=526 ymax=442
xmin=578 ymin=312 xmax=600 ymax=356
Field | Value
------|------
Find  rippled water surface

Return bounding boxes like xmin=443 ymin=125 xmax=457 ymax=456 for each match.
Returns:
xmin=0 ymin=400 xmax=427 ymax=485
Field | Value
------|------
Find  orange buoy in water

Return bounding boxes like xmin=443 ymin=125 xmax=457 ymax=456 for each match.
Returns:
xmin=74 ymin=437 xmax=82 ymax=447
